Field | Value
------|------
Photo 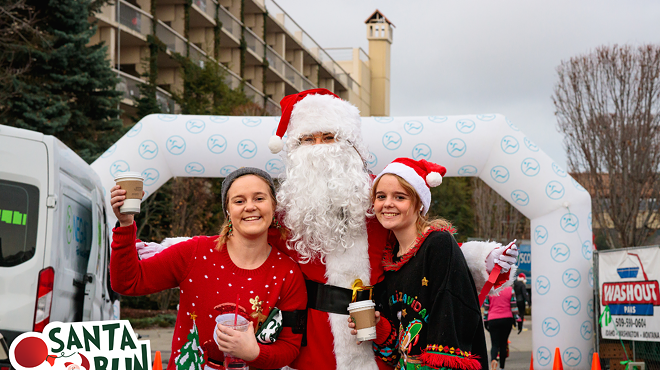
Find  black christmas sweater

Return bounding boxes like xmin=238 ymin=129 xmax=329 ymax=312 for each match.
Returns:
xmin=372 ymin=227 xmax=488 ymax=370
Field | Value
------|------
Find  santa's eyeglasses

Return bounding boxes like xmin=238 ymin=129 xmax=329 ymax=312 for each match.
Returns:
xmin=299 ymin=132 xmax=336 ymax=145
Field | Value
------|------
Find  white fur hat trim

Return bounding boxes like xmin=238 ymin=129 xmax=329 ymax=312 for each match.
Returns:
xmin=375 ymin=162 xmax=431 ymax=215
xmin=287 ymin=94 xmax=361 ymax=143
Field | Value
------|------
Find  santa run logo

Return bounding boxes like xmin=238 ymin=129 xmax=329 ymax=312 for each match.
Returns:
xmin=9 ymin=321 xmax=151 ymax=370
xmin=601 ymin=281 xmax=660 ymax=315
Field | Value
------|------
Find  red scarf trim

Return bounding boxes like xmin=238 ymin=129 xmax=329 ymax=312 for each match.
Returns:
xmin=421 ymin=346 xmax=481 ymax=370
xmin=382 ymin=225 xmax=456 ymax=272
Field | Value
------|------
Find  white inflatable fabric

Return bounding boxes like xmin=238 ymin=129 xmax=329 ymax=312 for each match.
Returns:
xmin=91 ymin=114 xmax=594 ymax=369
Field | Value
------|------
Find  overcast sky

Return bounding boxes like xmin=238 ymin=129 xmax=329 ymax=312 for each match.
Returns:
xmin=274 ymin=0 xmax=660 ymax=169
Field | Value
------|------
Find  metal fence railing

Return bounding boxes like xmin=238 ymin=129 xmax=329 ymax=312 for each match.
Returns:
xmin=244 ymin=27 xmax=265 ymax=60
xmin=114 ymin=69 xmax=175 ymax=114
xmin=217 ymin=4 xmax=242 ymax=41
xmin=118 ymin=0 xmax=152 ymax=36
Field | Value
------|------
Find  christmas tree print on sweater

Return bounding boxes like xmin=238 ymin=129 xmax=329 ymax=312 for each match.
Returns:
xmin=176 ymin=313 xmax=204 ymax=370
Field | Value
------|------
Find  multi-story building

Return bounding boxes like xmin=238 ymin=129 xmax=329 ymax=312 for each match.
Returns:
xmin=90 ymin=0 xmax=394 ymax=123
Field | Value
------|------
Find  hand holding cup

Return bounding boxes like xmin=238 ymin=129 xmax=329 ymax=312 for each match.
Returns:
xmin=347 ymin=309 xmax=380 ymax=345
xmin=110 ymin=185 xmax=139 ymax=227
xmin=111 ymin=172 xmax=144 ymax=227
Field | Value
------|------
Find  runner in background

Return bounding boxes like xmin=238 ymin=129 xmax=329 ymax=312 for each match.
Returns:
xmin=513 ymin=273 xmax=530 ymax=322
xmin=483 ymin=286 xmax=522 ymax=370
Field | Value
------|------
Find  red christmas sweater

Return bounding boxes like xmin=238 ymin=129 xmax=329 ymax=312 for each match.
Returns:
xmin=110 ymin=223 xmax=307 ymax=370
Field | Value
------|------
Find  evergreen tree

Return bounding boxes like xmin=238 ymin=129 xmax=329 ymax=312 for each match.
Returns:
xmin=428 ymin=177 xmax=475 ymax=242
xmin=172 ymin=55 xmax=251 ymax=115
xmin=0 ymin=0 xmax=123 ymax=163
xmin=132 ymin=36 xmax=164 ymax=122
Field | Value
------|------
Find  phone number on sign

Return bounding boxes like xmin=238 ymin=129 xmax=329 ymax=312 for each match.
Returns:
xmin=615 ymin=317 xmax=646 ymax=328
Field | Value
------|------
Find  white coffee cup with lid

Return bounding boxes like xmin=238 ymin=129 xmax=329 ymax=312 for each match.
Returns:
xmin=114 ymin=172 xmax=144 ymax=214
xmin=348 ymin=300 xmax=377 ymax=342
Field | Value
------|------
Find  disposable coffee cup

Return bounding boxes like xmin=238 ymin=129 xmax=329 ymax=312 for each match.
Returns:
xmin=114 ymin=172 xmax=144 ymax=214
xmin=348 ymin=300 xmax=377 ymax=342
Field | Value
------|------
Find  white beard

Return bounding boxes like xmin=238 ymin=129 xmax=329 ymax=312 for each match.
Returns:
xmin=277 ymin=141 xmax=377 ymax=370
xmin=276 ymin=142 xmax=373 ymax=264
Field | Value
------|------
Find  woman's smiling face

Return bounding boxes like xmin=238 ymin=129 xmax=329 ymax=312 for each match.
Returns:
xmin=226 ymin=175 xmax=274 ymax=239
xmin=373 ymin=174 xmax=418 ymax=233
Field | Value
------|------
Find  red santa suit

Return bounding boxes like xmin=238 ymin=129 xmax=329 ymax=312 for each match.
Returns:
xmin=264 ymin=89 xmax=515 ymax=370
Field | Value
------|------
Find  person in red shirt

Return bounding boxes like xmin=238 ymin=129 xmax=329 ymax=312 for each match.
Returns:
xmin=110 ymin=168 xmax=307 ymax=370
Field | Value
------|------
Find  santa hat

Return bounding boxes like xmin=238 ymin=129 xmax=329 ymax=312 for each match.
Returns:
xmin=268 ymin=88 xmax=365 ymax=156
xmin=375 ymin=158 xmax=447 ymax=216
xmin=518 ymin=273 xmax=526 ymax=281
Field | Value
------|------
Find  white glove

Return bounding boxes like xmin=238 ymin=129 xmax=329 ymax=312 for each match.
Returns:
xmin=485 ymin=240 xmax=518 ymax=273
xmin=135 ymin=241 xmax=166 ymax=260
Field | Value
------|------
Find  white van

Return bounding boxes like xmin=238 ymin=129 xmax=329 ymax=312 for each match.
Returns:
xmin=0 ymin=125 xmax=117 ymax=355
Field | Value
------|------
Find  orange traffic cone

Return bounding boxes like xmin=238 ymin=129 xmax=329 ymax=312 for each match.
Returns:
xmin=530 ymin=353 xmax=534 ymax=370
xmin=591 ymin=352 xmax=601 ymax=370
xmin=553 ymin=348 xmax=563 ymax=370
xmin=153 ymin=351 xmax=163 ymax=370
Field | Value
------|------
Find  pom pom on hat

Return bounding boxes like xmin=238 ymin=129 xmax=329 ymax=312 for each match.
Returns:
xmin=375 ymin=158 xmax=447 ymax=215
xmin=269 ymin=135 xmax=285 ymax=154
xmin=426 ymin=171 xmax=443 ymax=187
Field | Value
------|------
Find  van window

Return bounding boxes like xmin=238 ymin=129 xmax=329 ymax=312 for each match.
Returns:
xmin=0 ymin=180 xmax=39 ymax=266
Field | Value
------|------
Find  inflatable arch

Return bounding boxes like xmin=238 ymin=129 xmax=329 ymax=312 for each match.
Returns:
xmin=92 ymin=114 xmax=594 ymax=369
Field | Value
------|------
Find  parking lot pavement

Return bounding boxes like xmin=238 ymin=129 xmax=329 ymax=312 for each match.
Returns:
xmin=135 ymin=327 xmax=173 ymax=368
xmin=139 ymin=318 xmax=534 ymax=369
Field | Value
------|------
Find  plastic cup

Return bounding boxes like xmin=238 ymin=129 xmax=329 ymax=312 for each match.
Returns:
xmin=219 ymin=316 xmax=250 ymax=370
xmin=114 ymin=172 xmax=144 ymax=214
xmin=348 ymin=300 xmax=377 ymax=342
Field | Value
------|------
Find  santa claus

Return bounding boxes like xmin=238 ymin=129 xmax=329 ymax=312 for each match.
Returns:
xmin=140 ymin=88 xmax=517 ymax=370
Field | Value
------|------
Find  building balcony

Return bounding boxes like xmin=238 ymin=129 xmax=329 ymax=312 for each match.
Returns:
xmin=191 ymin=0 xmax=216 ymax=27
xmin=155 ymin=20 xmax=198 ymax=68
xmin=218 ymin=4 xmax=242 ymax=46
xmin=117 ymin=0 xmax=152 ymax=46
xmin=114 ymin=69 xmax=176 ymax=114
xmin=244 ymin=26 xmax=265 ymax=63
xmin=266 ymin=45 xmax=316 ymax=94
xmin=262 ymin=0 xmax=359 ymax=94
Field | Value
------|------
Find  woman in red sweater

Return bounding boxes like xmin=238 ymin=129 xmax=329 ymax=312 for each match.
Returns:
xmin=110 ymin=168 xmax=307 ymax=370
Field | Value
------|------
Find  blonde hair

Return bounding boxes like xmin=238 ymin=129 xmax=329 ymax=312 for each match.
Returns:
xmin=371 ymin=173 xmax=452 ymax=235
xmin=215 ymin=174 xmax=287 ymax=250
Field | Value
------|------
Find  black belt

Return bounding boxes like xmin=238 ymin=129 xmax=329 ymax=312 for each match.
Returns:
xmin=281 ymin=309 xmax=307 ymax=334
xmin=305 ymin=280 xmax=372 ymax=315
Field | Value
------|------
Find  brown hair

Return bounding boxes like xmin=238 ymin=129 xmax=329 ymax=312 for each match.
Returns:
xmin=371 ymin=173 xmax=452 ymax=235
xmin=215 ymin=174 xmax=287 ymax=250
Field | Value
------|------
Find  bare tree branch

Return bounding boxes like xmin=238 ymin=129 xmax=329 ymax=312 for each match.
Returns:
xmin=554 ymin=45 xmax=660 ymax=248
xmin=472 ymin=178 xmax=529 ymax=242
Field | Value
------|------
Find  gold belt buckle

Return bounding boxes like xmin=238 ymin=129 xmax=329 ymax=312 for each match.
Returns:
xmin=351 ymin=279 xmax=373 ymax=303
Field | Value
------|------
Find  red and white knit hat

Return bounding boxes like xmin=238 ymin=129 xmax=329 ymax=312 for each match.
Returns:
xmin=375 ymin=158 xmax=447 ymax=215
xmin=268 ymin=88 xmax=366 ymax=157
